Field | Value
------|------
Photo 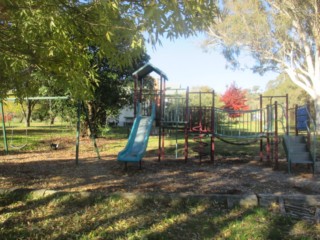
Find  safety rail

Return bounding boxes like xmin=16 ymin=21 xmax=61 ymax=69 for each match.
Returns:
xmin=304 ymin=106 xmax=317 ymax=164
xmin=214 ymin=107 xmax=263 ymax=138
xmin=283 ymin=104 xmax=317 ymax=174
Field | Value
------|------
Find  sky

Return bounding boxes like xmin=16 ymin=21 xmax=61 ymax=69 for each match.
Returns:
xmin=146 ymin=35 xmax=278 ymax=94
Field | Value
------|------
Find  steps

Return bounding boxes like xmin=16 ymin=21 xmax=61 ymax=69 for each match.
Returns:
xmin=282 ymin=135 xmax=315 ymax=174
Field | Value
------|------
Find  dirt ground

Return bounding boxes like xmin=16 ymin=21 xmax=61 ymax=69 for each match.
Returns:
xmin=1 ymin=137 xmax=320 ymax=195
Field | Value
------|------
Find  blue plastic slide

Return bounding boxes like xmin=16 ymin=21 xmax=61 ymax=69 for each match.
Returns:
xmin=117 ymin=103 xmax=155 ymax=163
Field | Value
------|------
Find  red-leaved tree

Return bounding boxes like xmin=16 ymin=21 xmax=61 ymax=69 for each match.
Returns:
xmin=220 ymin=82 xmax=249 ymax=118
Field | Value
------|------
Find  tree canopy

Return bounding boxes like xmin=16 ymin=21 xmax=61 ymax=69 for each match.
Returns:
xmin=204 ymin=0 xmax=320 ymax=127
xmin=264 ymin=73 xmax=310 ymax=107
xmin=189 ymin=85 xmax=214 ymax=107
xmin=0 ymin=0 xmax=217 ymax=100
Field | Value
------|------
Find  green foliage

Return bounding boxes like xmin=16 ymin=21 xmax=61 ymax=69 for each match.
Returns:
xmin=264 ymin=73 xmax=310 ymax=107
xmin=99 ymin=126 xmax=128 ymax=140
xmin=0 ymin=0 xmax=218 ymax=100
xmin=245 ymin=85 xmax=262 ymax=110
xmin=87 ymin=50 xmax=150 ymax=131
xmin=189 ymin=86 xmax=215 ymax=107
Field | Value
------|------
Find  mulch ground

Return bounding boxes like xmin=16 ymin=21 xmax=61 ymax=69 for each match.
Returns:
xmin=1 ymin=137 xmax=320 ymax=195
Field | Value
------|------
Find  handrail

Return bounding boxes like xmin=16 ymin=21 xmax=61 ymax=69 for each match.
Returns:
xmin=213 ymin=106 xmax=265 ymax=138
xmin=304 ymin=106 xmax=317 ymax=163
xmin=214 ymin=107 xmax=262 ymax=114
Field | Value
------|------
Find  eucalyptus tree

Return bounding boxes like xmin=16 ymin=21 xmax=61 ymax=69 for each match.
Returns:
xmin=0 ymin=0 xmax=217 ymax=101
xmin=204 ymin=0 xmax=320 ymax=128
xmin=264 ymin=73 xmax=310 ymax=107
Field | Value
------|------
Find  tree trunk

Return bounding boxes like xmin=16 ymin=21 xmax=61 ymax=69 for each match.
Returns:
xmin=81 ymin=102 xmax=98 ymax=138
xmin=25 ymin=101 xmax=32 ymax=127
xmin=21 ymin=100 xmax=37 ymax=128
xmin=50 ymin=116 xmax=55 ymax=125
xmin=87 ymin=102 xmax=98 ymax=138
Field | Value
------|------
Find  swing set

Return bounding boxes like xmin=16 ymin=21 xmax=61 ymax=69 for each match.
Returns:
xmin=0 ymin=97 xmax=100 ymax=164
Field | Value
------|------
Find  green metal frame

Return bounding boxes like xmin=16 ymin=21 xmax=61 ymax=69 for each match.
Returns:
xmin=6 ymin=96 xmax=69 ymax=101
xmin=0 ymin=101 xmax=8 ymax=154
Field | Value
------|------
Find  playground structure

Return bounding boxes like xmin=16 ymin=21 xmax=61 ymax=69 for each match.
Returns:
xmin=118 ymin=63 xmax=317 ymax=173
xmin=0 ymin=64 xmax=316 ymax=173
xmin=0 ymin=97 xmax=100 ymax=164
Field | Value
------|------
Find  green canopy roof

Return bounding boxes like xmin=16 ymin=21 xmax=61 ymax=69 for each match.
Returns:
xmin=132 ymin=63 xmax=168 ymax=81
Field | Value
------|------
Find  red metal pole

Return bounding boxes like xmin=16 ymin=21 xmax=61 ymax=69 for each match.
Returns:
xmin=295 ymin=104 xmax=298 ymax=136
xmin=161 ymin=126 xmax=165 ymax=160
xmin=274 ymin=101 xmax=279 ymax=169
xmin=161 ymin=79 xmax=166 ymax=160
xmin=266 ymin=132 xmax=270 ymax=162
xmin=211 ymin=90 xmax=215 ymax=163
xmin=139 ymin=78 xmax=143 ymax=104
xmin=307 ymin=101 xmax=311 ymax=150
xmin=185 ymin=87 xmax=189 ymax=162
xmin=189 ymin=107 xmax=192 ymax=130
xmin=266 ymin=105 xmax=271 ymax=162
xmin=260 ymin=94 xmax=263 ymax=161
xmin=158 ymin=76 xmax=163 ymax=161
xmin=134 ymin=75 xmax=137 ymax=118
xmin=199 ymin=91 xmax=202 ymax=130
xmin=286 ymin=94 xmax=289 ymax=135
xmin=199 ymin=111 xmax=202 ymax=133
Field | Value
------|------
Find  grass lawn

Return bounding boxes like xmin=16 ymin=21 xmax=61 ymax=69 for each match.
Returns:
xmin=1 ymin=190 xmax=319 ymax=240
